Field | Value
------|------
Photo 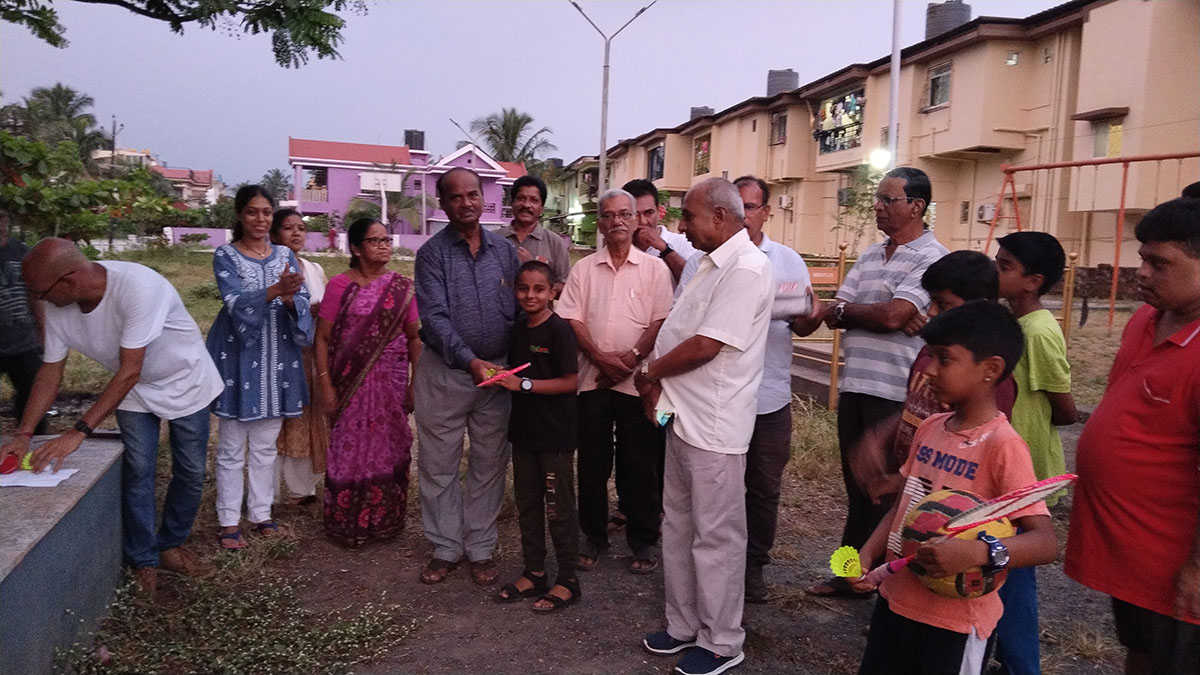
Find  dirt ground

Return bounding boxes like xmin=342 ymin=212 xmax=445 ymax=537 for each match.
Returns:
xmin=252 ymin=419 xmax=1121 ymax=675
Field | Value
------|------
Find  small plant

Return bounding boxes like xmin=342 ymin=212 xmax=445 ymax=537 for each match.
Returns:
xmin=179 ymin=233 xmax=211 ymax=246
xmin=189 ymin=281 xmax=222 ymax=301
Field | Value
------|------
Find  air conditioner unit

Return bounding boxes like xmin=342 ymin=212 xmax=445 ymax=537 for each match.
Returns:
xmin=977 ymin=203 xmax=997 ymax=222
xmin=778 ymin=195 xmax=794 ymax=209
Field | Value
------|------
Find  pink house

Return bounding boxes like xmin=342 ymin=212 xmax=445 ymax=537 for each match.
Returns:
xmin=287 ymin=137 xmax=526 ymax=235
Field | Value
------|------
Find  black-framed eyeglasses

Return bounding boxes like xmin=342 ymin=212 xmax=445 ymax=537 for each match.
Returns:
xmin=34 ymin=271 xmax=72 ymax=300
xmin=599 ymin=211 xmax=634 ymax=222
xmin=743 ymin=203 xmax=764 ymax=212
xmin=874 ymin=194 xmax=915 ymax=206
xmin=361 ymin=237 xmax=392 ymax=247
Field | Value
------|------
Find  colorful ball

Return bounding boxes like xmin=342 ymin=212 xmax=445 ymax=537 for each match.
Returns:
xmin=900 ymin=488 xmax=1015 ymax=599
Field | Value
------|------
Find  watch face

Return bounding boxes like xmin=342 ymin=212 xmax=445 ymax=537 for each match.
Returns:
xmin=993 ymin=547 xmax=1010 ymax=568
xmin=521 ymin=378 xmax=533 ymax=391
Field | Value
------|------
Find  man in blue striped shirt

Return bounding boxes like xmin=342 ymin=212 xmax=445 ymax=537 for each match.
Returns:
xmin=413 ymin=167 xmax=520 ymax=587
xmin=796 ymin=166 xmax=948 ymax=598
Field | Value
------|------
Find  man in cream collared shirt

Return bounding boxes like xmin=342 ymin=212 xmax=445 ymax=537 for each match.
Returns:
xmin=635 ymin=178 xmax=773 ymax=675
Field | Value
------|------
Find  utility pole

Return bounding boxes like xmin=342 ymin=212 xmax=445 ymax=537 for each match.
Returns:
xmin=108 ymin=115 xmax=124 ymax=252
xmin=569 ymin=0 xmax=657 ymax=191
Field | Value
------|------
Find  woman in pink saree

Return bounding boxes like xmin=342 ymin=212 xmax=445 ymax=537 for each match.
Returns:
xmin=314 ymin=218 xmax=420 ymax=547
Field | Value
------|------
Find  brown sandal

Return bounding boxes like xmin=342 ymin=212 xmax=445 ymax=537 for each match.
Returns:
xmin=419 ymin=558 xmax=458 ymax=585
xmin=469 ymin=558 xmax=499 ymax=586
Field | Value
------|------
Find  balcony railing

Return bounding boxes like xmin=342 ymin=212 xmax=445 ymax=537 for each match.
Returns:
xmin=302 ymin=189 xmax=328 ymax=203
xmin=814 ymin=122 xmax=863 ymax=155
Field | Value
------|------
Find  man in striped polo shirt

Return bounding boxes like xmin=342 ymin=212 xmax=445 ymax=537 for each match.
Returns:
xmin=800 ymin=166 xmax=948 ymax=598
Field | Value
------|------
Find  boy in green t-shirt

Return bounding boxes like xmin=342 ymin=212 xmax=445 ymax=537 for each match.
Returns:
xmin=993 ymin=231 xmax=1078 ymax=675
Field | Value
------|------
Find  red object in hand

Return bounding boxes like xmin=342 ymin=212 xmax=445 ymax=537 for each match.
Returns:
xmin=0 ymin=454 xmax=18 ymax=474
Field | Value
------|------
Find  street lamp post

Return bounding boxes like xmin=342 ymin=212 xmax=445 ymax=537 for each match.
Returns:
xmin=569 ymin=0 xmax=657 ymax=192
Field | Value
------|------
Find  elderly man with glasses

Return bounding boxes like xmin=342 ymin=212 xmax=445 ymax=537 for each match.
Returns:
xmin=794 ymin=166 xmax=949 ymax=599
xmin=557 ymin=188 xmax=674 ymax=574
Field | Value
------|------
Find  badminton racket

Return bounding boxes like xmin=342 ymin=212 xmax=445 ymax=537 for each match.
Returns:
xmin=475 ymin=362 xmax=531 ymax=388
xmin=859 ymin=473 xmax=1076 ymax=586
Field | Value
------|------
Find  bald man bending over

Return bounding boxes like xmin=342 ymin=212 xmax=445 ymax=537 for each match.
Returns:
xmin=0 ymin=239 xmax=224 ymax=598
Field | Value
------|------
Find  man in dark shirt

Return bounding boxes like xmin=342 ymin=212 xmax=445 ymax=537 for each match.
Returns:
xmin=413 ymin=167 xmax=520 ymax=586
xmin=0 ymin=212 xmax=47 ymax=435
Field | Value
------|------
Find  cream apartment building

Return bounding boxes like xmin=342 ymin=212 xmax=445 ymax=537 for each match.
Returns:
xmin=595 ymin=0 xmax=1199 ymax=265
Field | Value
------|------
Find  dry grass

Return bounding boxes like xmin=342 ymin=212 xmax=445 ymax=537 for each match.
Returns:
xmin=1066 ymin=308 xmax=1134 ymax=410
xmin=1040 ymin=617 xmax=1124 ymax=674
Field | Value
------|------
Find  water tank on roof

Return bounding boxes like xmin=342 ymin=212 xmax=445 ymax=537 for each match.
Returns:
xmin=404 ymin=129 xmax=425 ymax=151
xmin=547 ymin=157 xmax=564 ymax=169
xmin=766 ymin=69 xmax=799 ymax=96
xmin=690 ymin=106 xmax=715 ymax=120
xmin=926 ymin=0 xmax=971 ymax=40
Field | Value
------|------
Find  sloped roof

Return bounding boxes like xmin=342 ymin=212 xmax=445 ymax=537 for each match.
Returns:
xmin=288 ymin=137 xmax=412 ymax=166
xmin=151 ymin=165 xmax=214 ymax=186
xmin=499 ymin=161 xmax=527 ymax=179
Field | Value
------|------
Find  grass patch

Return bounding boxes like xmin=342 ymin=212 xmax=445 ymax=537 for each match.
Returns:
xmin=1067 ymin=309 xmax=1133 ymax=409
xmin=1041 ymin=617 xmax=1123 ymax=674
xmin=56 ymin=562 xmax=422 ymax=674
xmin=788 ymin=395 xmax=840 ymax=480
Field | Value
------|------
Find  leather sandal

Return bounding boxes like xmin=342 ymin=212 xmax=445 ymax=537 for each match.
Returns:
xmin=531 ymin=577 xmax=581 ymax=613
xmin=469 ymin=558 xmax=499 ymax=586
xmin=495 ymin=570 xmax=549 ymax=603
xmin=419 ymin=558 xmax=458 ymax=585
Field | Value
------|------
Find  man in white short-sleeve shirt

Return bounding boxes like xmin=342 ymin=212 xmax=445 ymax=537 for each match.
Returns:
xmin=2 ymin=239 xmax=223 ymax=597
xmin=636 ymin=178 xmax=772 ymax=675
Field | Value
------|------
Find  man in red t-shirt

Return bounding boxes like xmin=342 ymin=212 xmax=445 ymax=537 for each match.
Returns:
xmin=1066 ymin=198 xmax=1200 ymax=675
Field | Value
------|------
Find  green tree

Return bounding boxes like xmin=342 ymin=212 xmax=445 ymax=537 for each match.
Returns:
xmin=2 ymin=0 xmax=368 ymax=68
xmin=10 ymin=84 xmax=109 ymax=174
xmin=0 ymin=130 xmax=115 ymax=240
xmin=831 ymin=165 xmax=883 ymax=257
xmin=469 ymin=108 xmax=557 ymax=164
xmin=260 ymin=167 xmax=293 ymax=202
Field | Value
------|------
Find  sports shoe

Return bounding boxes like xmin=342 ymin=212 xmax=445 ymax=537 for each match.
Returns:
xmin=159 ymin=546 xmax=217 ymax=578
xmin=745 ymin=564 xmax=769 ymax=603
xmin=674 ymin=648 xmax=745 ymax=675
xmin=643 ymin=630 xmax=698 ymax=655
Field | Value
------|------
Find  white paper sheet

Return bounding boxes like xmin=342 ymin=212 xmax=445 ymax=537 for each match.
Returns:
xmin=0 ymin=469 xmax=79 ymax=488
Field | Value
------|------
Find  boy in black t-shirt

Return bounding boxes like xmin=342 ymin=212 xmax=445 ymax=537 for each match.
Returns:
xmin=491 ymin=261 xmax=582 ymax=612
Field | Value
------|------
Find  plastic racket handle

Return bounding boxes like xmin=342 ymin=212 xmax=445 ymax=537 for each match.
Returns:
xmin=475 ymin=362 xmax=531 ymax=388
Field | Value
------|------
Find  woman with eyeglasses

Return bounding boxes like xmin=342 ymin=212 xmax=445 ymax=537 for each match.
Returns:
xmin=269 ymin=208 xmax=329 ymax=507
xmin=207 ymin=185 xmax=314 ymax=550
xmin=314 ymin=217 xmax=421 ymax=547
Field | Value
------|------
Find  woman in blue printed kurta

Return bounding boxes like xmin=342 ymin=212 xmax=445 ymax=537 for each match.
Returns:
xmin=206 ymin=185 xmax=313 ymax=549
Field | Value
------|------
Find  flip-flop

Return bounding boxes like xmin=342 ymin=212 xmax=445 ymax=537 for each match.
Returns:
xmin=630 ymin=555 xmax=660 ymax=575
xmin=577 ymin=553 xmax=598 ymax=571
xmin=253 ymin=520 xmax=286 ymax=536
xmin=470 ymin=559 xmax=499 ymax=586
xmin=218 ymin=528 xmax=246 ymax=551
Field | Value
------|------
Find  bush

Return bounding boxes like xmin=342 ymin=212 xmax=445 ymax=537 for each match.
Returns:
xmin=189 ymin=281 xmax=222 ymax=301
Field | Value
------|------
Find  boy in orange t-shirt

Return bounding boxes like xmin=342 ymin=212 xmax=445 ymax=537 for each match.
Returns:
xmin=856 ymin=301 xmax=1057 ymax=675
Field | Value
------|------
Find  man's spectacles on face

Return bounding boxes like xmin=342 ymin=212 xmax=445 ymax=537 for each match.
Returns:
xmin=33 ymin=271 xmax=72 ymax=300
xmin=600 ymin=211 xmax=634 ymax=222
xmin=744 ymin=203 xmax=764 ymax=212
xmin=874 ymin=194 xmax=915 ymax=206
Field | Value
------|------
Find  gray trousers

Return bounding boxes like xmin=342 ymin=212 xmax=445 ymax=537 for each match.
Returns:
xmin=663 ymin=429 xmax=747 ymax=657
xmin=414 ymin=353 xmax=512 ymax=563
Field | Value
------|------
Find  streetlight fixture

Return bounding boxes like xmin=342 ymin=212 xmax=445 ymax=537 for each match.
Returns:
xmin=569 ymin=0 xmax=658 ymax=191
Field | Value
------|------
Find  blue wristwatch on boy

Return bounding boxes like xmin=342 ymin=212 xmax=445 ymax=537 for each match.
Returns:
xmin=978 ymin=532 xmax=1010 ymax=572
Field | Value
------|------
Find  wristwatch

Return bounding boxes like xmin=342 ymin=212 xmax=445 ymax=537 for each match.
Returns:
xmin=978 ymin=532 xmax=1010 ymax=572
xmin=659 ymin=245 xmax=674 ymax=259
xmin=640 ymin=360 xmax=659 ymax=383
xmin=74 ymin=419 xmax=94 ymax=436
xmin=520 ymin=377 xmax=534 ymax=393
xmin=831 ymin=300 xmax=848 ymax=326
xmin=630 ymin=346 xmax=643 ymax=361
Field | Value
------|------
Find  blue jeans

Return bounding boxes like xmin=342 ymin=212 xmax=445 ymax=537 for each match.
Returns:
xmin=116 ymin=408 xmax=210 ymax=569
xmin=994 ymin=565 xmax=1040 ymax=675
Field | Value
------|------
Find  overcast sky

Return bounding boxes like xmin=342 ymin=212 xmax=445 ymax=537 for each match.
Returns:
xmin=2 ymin=0 xmax=1062 ymax=186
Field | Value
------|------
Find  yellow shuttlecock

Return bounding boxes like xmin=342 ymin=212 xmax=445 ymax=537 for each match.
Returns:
xmin=830 ymin=546 xmax=862 ymax=578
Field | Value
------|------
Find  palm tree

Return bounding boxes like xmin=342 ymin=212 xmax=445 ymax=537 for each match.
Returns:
xmin=19 ymin=84 xmax=109 ymax=175
xmin=469 ymin=108 xmax=557 ymax=164
xmin=260 ymin=168 xmax=294 ymax=202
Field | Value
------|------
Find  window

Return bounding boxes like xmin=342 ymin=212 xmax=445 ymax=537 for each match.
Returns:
xmin=814 ymin=89 xmax=864 ymax=155
xmin=928 ymin=63 xmax=951 ymax=108
xmin=751 ymin=119 xmax=757 ymax=133
xmin=648 ymin=145 xmax=664 ymax=181
xmin=693 ymin=133 xmax=711 ymax=176
xmin=769 ymin=111 xmax=787 ymax=145
xmin=1005 ymin=51 xmax=1020 ymax=66
xmin=960 ymin=201 xmax=970 ymax=224
xmin=1092 ymin=120 xmax=1124 ymax=158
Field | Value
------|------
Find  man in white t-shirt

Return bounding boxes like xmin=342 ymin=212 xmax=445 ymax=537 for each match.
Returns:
xmin=636 ymin=178 xmax=773 ymax=675
xmin=1 ymin=239 xmax=224 ymax=597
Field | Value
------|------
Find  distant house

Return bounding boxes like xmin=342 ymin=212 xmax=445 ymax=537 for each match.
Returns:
xmin=286 ymin=137 xmax=526 ymax=234
xmin=150 ymin=165 xmax=222 ymax=208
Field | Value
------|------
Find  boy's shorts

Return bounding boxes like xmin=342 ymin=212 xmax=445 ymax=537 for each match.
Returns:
xmin=859 ymin=596 xmax=991 ymax=675
xmin=1112 ymin=598 xmax=1200 ymax=674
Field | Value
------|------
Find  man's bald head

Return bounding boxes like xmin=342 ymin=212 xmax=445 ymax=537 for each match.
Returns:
xmin=24 ymin=238 xmax=88 ymax=285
